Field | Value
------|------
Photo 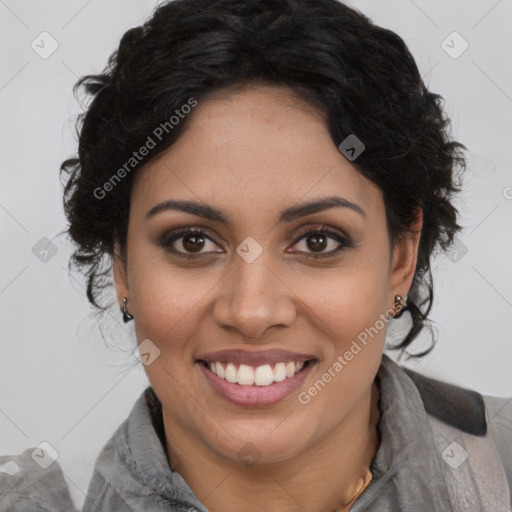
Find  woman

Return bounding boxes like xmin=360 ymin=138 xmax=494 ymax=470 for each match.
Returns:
xmin=2 ymin=0 xmax=510 ymax=511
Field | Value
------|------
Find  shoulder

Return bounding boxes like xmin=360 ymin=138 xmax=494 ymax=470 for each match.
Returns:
xmin=401 ymin=365 xmax=489 ymax=435
xmin=402 ymin=365 xmax=512 ymax=436
xmin=481 ymin=393 xmax=512 ymax=495
xmin=0 ymin=447 xmax=77 ymax=511
xmin=402 ymin=365 xmax=512 ymax=502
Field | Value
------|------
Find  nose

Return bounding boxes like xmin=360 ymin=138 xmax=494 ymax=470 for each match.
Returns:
xmin=212 ymin=254 xmax=297 ymax=340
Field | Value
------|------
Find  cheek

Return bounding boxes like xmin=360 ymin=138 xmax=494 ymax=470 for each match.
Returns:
xmin=125 ymin=242 xmax=208 ymax=355
xmin=130 ymin=267 xmax=214 ymax=350
xmin=300 ymin=252 xmax=390 ymax=344
xmin=127 ymin=259 xmax=217 ymax=413
xmin=296 ymin=269 xmax=387 ymax=427
xmin=126 ymin=228 xmax=211 ymax=323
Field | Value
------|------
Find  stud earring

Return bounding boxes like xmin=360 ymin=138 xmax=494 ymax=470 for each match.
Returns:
xmin=121 ymin=297 xmax=134 ymax=323
xmin=392 ymin=295 xmax=408 ymax=317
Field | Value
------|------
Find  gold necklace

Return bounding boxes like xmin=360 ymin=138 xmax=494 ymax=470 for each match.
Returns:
xmin=330 ymin=468 xmax=373 ymax=512
xmin=331 ymin=380 xmax=380 ymax=511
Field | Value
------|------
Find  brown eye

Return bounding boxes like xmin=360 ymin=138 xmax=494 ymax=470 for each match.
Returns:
xmin=305 ymin=233 xmax=328 ymax=252
xmin=160 ymin=228 xmax=222 ymax=257
xmin=181 ymin=233 xmax=206 ymax=253
xmin=291 ymin=227 xmax=353 ymax=258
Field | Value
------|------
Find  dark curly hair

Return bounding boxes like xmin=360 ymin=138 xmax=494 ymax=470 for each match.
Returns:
xmin=59 ymin=0 xmax=466 ymax=359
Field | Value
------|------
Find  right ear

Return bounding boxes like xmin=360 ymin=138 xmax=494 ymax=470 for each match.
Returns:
xmin=113 ymin=242 xmax=130 ymax=305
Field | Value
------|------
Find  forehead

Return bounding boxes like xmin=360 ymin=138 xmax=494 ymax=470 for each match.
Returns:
xmin=131 ymin=85 xmax=382 ymax=221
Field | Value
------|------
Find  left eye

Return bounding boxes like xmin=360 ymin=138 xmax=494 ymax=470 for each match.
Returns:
xmin=290 ymin=228 xmax=350 ymax=257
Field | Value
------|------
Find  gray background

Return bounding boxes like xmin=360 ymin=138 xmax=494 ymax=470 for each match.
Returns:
xmin=1 ymin=0 xmax=511 ymax=509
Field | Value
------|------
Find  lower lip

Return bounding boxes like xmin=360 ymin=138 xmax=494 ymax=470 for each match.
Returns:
xmin=198 ymin=361 xmax=316 ymax=407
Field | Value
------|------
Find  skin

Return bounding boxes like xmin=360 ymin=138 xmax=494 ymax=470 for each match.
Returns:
xmin=113 ymin=84 xmax=422 ymax=512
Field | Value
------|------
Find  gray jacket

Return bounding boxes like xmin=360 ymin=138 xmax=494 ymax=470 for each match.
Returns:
xmin=1 ymin=354 xmax=511 ymax=511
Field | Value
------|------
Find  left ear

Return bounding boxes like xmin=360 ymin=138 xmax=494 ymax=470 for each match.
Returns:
xmin=388 ymin=208 xmax=423 ymax=305
xmin=113 ymin=241 xmax=130 ymax=307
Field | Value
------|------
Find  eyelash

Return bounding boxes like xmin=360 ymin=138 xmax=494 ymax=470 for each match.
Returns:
xmin=159 ymin=226 xmax=353 ymax=260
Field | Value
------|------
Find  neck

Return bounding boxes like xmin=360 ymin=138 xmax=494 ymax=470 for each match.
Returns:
xmin=164 ymin=379 xmax=381 ymax=512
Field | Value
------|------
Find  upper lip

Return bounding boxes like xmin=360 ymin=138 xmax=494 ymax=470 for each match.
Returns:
xmin=196 ymin=348 xmax=317 ymax=367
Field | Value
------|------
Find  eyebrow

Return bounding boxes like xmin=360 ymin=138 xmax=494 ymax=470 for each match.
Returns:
xmin=145 ymin=196 xmax=366 ymax=223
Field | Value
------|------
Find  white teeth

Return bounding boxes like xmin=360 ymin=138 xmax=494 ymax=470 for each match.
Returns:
xmin=215 ymin=361 xmax=225 ymax=378
xmin=285 ymin=362 xmax=296 ymax=378
xmin=206 ymin=360 xmax=310 ymax=386
xmin=225 ymin=363 xmax=238 ymax=383
xmin=273 ymin=362 xmax=287 ymax=382
xmin=237 ymin=364 xmax=255 ymax=385
xmin=254 ymin=364 xmax=273 ymax=386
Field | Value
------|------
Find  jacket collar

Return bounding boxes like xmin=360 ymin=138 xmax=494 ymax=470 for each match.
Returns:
xmin=124 ymin=385 xmax=208 ymax=511
xmin=351 ymin=353 xmax=453 ymax=511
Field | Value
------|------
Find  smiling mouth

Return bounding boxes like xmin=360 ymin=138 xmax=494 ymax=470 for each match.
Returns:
xmin=198 ymin=359 xmax=316 ymax=387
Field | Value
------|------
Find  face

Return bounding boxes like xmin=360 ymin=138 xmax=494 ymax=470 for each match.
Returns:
xmin=114 ymin=85 xmax=420 ymax=466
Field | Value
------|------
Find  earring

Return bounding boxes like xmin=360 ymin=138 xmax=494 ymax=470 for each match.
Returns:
xmin=393 ymin=295 xmax=408 ymax=317
xmin=121 ymin=297 xmax=134 ymax=323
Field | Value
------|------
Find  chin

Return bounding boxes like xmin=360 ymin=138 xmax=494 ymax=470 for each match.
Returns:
xmin=201 ymin=415 xmax=319 ymax=467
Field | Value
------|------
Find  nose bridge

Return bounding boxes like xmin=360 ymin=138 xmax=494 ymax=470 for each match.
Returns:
xmin=234 ymin=254 xmax=274 ymax=303
xmin=213 ymin=247 xmax=296 ymax=338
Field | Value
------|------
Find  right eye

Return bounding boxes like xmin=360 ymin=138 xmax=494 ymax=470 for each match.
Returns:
xmin=160 ymin=227 xmax=224 ymax=258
